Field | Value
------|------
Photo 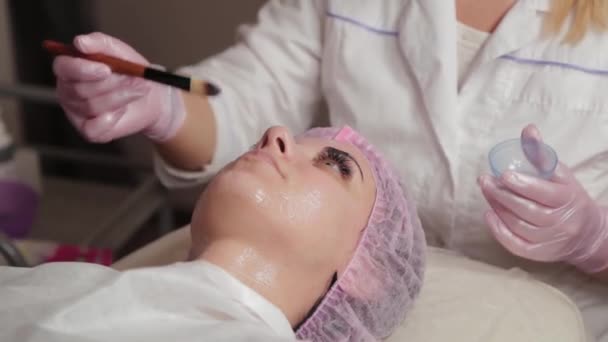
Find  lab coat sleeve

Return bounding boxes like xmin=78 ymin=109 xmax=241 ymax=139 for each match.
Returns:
xmin=155 ymin=0 xmax=326 ymax=188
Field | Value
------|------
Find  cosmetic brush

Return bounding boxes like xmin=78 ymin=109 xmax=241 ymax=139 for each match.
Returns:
xmin=43 ymin=40 xmax=220 ymax=96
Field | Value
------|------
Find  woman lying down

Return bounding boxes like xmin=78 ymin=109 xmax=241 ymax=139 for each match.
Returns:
xmin=0 ymin=126 xmax=426 ymax=342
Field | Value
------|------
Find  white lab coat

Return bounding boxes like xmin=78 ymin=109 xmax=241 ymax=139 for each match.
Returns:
xmin=156 ymin=0 xmax=608 ymax=339
xmin=0 ymin=262 xmax=296 ymax=342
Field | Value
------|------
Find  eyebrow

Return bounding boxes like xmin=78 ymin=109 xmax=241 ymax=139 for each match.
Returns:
xmin=330 ymin=147 xmax=364 ymax=181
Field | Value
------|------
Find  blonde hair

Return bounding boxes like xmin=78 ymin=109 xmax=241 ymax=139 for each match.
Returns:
xmin=545 ymin=0 xmax=608 ymax=43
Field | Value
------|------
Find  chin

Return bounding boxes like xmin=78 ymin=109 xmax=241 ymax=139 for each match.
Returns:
xmin=215 ymin=157 xmax=280 ymax=197
xmin=196 ymin=166 xmax=275 ymax=224
xmin=214 ymin=164 xmax=267 ymax=196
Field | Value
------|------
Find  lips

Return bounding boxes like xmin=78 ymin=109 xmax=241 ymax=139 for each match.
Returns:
xmin=245 ymin=150 xmax=285 ymax=178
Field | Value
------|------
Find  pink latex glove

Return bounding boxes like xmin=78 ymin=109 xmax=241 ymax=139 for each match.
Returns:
xmin=478 ymin=124 xmax=608 ymax=274
xmin=53 ymin=32 xmax=186 ymax=143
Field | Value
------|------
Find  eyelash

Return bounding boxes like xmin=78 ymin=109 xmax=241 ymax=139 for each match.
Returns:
xmin=315 ymin=147 xmax=353 ymax=179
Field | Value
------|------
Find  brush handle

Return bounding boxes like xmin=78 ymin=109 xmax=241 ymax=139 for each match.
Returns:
xmin=43 ymin=40 xmax=146 ymax=76
xmin=42 ymin=40 xmax=219 ymax=96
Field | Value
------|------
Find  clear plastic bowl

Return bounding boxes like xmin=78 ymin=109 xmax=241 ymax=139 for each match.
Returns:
xmin=489 ymin=138 xmax=558 ymax=179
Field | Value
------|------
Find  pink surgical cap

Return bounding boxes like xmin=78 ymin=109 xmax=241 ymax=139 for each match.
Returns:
xmin=295 ymin=126 xmax=426 ymax=341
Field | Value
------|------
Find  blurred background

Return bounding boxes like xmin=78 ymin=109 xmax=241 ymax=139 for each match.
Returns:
xmin=0 ymin=0 xmax=266 ymax=265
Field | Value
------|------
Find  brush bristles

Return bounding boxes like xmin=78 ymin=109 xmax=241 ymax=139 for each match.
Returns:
xmin=190 ymin=79 xmax=220 ymax=96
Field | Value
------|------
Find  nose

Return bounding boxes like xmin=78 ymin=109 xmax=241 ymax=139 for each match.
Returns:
xmin=259 ymin=126 xmax=294 ymax=158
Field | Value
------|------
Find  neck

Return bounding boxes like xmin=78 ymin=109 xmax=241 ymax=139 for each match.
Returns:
xmin=195 ymin=239 xmax=324 ymax=326
xmin=456 ymin=0 xmax=517 ymax=33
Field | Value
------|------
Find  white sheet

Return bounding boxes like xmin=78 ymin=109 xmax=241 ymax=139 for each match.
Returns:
xmin=0 ymin=261 xmax=296 ymax=342
xmin=115 ymin=228 xmax=589 ymax=341
xmin=389 ymin=248 xmax=588 ymax=342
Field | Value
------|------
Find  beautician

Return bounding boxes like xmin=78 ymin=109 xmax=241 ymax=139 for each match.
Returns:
xmin=51 ymin=1 xmax=608 ymax=339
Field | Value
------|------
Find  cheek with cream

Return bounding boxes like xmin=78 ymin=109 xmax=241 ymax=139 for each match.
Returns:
xmin=246 ymin=183 xmax=324 ymax=226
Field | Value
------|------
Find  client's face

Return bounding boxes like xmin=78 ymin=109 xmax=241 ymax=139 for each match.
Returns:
xmin=192 ymin=126 xmax=375 ymax=277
